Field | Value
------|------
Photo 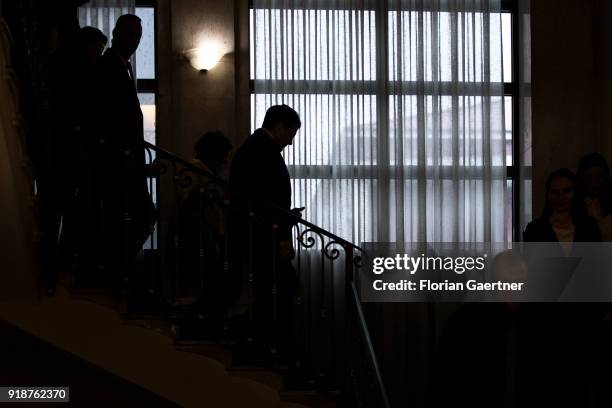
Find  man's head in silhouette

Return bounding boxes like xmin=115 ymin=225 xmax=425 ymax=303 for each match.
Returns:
xmin=194 ymin=130 xmax=233 ymax=174
xmin=77 ymin=26 xmax=107 ymax=64
xmin=111 ymin=14 xmax=142 ymax=60
xmin=262 ymin=105 xmax=301 ymax=150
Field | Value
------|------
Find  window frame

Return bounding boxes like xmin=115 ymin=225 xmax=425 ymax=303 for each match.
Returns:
xmin=136 ymin=0 xmax=158 ymax=250
xmin=249 ymin=0 xmax=521 ymax=241
xmin=135 ymin=0 xmax=158 ymax=95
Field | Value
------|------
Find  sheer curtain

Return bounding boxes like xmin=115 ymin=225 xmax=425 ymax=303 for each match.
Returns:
xmin=251 ymin=0 xmax=509 ymax=245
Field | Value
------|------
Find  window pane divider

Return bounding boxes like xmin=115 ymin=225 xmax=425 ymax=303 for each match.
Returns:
xmin=287 ymin=164 xmax=513 ymax=179
xmin=252 ymin=79 xmax=513 ymax=96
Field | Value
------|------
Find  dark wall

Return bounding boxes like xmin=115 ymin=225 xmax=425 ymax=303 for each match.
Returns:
xmin=531 ymin=0 xmax=612 ymax=215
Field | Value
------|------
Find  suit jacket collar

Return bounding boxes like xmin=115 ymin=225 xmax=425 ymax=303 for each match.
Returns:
xmin=261 ymin=127 xmax=274 ymax=140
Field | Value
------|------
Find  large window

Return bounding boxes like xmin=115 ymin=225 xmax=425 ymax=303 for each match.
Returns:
xmin=250 ymin=1 xmax=518 ymax=244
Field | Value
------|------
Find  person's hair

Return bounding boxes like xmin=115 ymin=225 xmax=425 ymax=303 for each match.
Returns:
xmin=576 ymin=152 xmax=612 ymax=215
xmin=541 ymin=168 xmax=585 ymax=219
xmin=112 ymin=14 xmax=142 ymax=39
xmin=262 ymin=104 xmax=301 ymax=130
xmin=194 ymin=131 xmax=233 ymax=164
xmin=77 ymin=26 xmax=107 ymax=50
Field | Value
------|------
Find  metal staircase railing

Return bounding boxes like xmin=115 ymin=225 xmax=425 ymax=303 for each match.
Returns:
xmin=139 ymin=140 xmax=389 ymax=407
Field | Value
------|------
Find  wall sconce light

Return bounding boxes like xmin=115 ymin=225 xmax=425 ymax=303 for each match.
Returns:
xmin=185 ymin=43 xmax=224 ymax=73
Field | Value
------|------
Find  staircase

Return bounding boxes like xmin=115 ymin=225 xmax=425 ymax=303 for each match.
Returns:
xmin=0 ymin=5 xmax=389 ymax=406
xmin=0 ymin=282 xmax=319 ymax=407
xmin=0 ymin=320 xmax=178 ymax=407
xmin=0 ymin=11 xmax=318 ymax=408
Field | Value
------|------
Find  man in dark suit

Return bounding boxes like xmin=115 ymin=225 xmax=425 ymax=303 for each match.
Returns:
xmin=53 ymin=26 xmax=107 ymax=283
xmin=36 ymin=0 xmax=91 ymax=293
xmin=230 ymin=105 xmax=304 ymax=364
xmin=91 ymin=14 xmax=154 ymax=288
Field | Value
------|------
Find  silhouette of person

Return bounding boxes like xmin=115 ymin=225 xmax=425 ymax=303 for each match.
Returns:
xmin=576 ymin=153 xmax=612 ymax=242
xmin=430 ymin=245 xmax=609 ymax=408
xmin=431 ymin=302 xmax=536 ymax=408
xmin=176 ymin=131 xmax=233 ymax=335
xmin=57 ymin=26 xmax=108 ymax=272
xmin=39 ymin=5 xmax=98 ymax=292
xmin=520 ymin=168 xmax=605 ymax=406
xmin=429 ymin=251 xmax=525 ymax=407
xmin=185 ymin=130 xmax=232 ymax=245
xmin=576 ymin=154 xmax=612 ymax=402
xmin=75 ymin=26 xmax=108 ymax=64
xmin=39 ymin=1 xmax=90 ymax=56
xmin=229 ymin=104 xmax=304 ymax=364
xmin=91 ymin=14 xmax=155 ymax=288
xmin=179 ymin=130 xmax=233 ymax=232
xmin=524 ymin=168 xmax=601 ymax=249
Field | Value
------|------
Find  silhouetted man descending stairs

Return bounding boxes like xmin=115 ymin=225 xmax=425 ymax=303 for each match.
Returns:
xmin=230 ymin=104 xmax=305 ymax=367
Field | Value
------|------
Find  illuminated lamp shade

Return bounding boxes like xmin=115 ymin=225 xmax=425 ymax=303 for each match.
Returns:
xmin=185 ymin=43 xmax=224 ymax=73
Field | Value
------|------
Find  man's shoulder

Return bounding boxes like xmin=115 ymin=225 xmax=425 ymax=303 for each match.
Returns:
xmin=239 ymin=129 xmax=274 ymax=152
xmin=247 ymin=128 xmax=271 ymax=143
xmin=96 ymin=50 xmax=124 ymax=75
xmin=231 ymin=130 xmax=276 ymax=173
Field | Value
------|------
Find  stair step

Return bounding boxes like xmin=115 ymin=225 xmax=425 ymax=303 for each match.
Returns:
xmin=228 ymin=366 xmax=285 ymax=391
xmin=69 ymin=291 xmax=122 ymax=311
xmin=173 ymin=344 xmax=294 ymax=396
xmin=35 ymin=286 xmax=332 ymax=407
xmin=174 ymin=340 xmax=231 ymax=365
xmin=0 ymin=321 xmax=179 ymax=407
xmin=122 ymin=313 xmax=168 ymax=320
xmin=227 ymin=364 xmax=274 ymax=372
xmin=0 ymin=285 xmax=311 ymax=407
xmin=279 ymin=390 xmax=337 ymax=408
xmin=68 ymin=287 xmax=108 ymax=295
xmin=122 ymin=317 xmax=176 ymax=340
